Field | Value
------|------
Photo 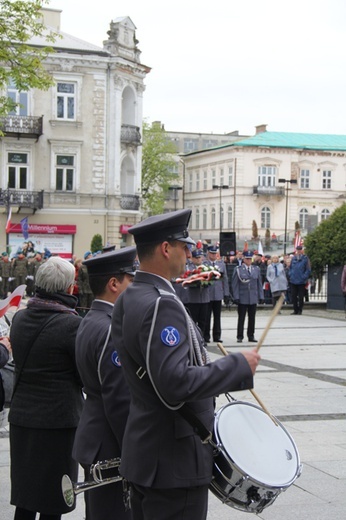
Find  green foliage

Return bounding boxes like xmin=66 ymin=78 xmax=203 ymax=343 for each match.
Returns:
xmin=304 ymin=203 xmax=346 ymax=278
xmin=90 ymin=234 xmax=103 ymax=253
xmin=141 ymin=120 xmax=178 ymax=215
xmin=0 ymin=0 xmax=58 ymax=119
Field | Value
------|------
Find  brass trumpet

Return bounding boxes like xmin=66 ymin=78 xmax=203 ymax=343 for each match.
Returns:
xmin=62 ymin=458 xmax=122 ymax=507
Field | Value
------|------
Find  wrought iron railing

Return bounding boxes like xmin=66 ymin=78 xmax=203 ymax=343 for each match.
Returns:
xmin=0 ymin=189 xmax=44 ymax=211
xmin=120 ymin=194 xmax=140 ymax=210
xmin=253 ymin=186 xmax=285 ymax=196
xmin=0 ymin=115 xmax=43 ymax=137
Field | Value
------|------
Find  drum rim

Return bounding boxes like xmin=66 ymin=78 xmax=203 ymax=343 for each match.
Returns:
xmin=214 ymin=400 xmax=301 ymax=489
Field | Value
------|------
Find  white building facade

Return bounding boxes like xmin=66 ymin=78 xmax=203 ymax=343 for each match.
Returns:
xmin=0 ymin=8 xmax=150 ymax=258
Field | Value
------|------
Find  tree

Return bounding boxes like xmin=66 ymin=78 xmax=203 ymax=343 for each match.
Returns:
xmin=90 ymin=234 xmax=103 ymax=254
xmin=304 ymin=203 xmax=346 ymax=280
xmin=141 ymin=121 xmax=178 ymax=215
xmin=0 ymin=0 xmax=57 ymax=120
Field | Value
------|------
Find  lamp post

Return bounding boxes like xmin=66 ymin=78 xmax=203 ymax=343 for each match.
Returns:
xmin=168 ymin=185 xmax=183 ymax=211
xmin=278 ymin=178 xmax=297 ymax=255
xmin=212 ymin=184 xmax=229 ymax=235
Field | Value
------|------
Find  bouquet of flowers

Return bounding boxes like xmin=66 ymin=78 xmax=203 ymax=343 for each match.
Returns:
xmin=176 ymin=264 xmax=222 ymax=288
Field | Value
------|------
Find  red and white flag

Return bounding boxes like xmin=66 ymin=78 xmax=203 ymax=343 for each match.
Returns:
xmin=0 ymin=285 xmax=26 ymax=318
xmin=257 ymin=240 xmax=264 ymax=256
xmin=5 ymin=207 xmax=12 ymax=234
xmin=294 ymin=230 xmax=302 ymax=250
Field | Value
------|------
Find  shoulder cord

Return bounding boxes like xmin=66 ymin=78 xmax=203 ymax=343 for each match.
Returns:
xmin=97 ymin=324 xmax=112 ymax=386
xmin=236 ymin=266 xmax=251 ymax=284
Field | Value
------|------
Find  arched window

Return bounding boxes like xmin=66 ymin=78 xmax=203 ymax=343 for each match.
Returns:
xmin=299 ymin=208 xmax=309 ymax=229
xmin=195 ymin=208 xmax=200 ymax=230
xmin=220 ymin=204 xmax=224 ymax=231
xmin=261 ymin=207 xmax=271 ymax=229
xmin=211 ymin=207 xmax=216 ymax=229
xmin=320 ymin=208 xmax=330 ymax=221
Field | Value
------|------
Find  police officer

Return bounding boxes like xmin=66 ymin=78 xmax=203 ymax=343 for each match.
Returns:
xmin=184 ymin=249 xmax=210 ymax=337
xmin=232 ymin=250 xmax=264 ymax=343
xmin=112 ymin=209 xmax=261 ymax=520
xmin=203 ymin=244 xmax=229 ymax=343
xmin=73 ymin=246 xmax=137 ymax=520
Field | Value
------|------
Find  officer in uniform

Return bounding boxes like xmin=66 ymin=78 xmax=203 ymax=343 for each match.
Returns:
xmin=184 ymin=249 xmax=210 ymax=337
xmin=111 ymin=209 xmax=261 ymax=520
xmin=0 ymin=252 xmax=12 ymax=299
xmin=232 ymin=250 xmax=264 ymax=343
xmin=73 ymin=247 xmax=137 ymax=520
xmin=203 ymin=244 xmax=229 ymax=343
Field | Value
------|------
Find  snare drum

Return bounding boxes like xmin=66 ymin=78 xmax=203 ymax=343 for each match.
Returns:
xmin=210 ymin=401 xmax=302 ymax=513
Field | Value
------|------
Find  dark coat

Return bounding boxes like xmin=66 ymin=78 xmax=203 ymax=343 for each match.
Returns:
xmin=112 ymin=271 xmax=253 ymax=489
xmin=73 ymin=299 xmax=130 ymax=465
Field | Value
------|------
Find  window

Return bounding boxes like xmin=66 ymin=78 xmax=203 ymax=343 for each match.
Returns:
xmin=300 ymin=169 xmax=310 ymax=189
xmin=203 ymin=208 xmax=207 ymax=229
xmin=320 ymin=208 xmax=330 ymax=221
xmin=299 ymin=208 xmax=309 ymax=229
xmin=322 ymin=170 xmax=331 ymax=189
xmin=211 ymin=207 xmax=216 ymax=229
xmin=202 ymin=139 xmax=217 ymax=149
xmin=195 ymin=208 xmax=200 ymax=230
xmin=203 ymin=170 xmax=207 ymax=190
xmin=56 ymin=155 xmax=75 ymax=191
xmin=57 ymin=82 xmax=76 ymax=120
xmin=227 ymin=205 xmax=233 ymax=229
xmin=258 ymin=166 xmax=276 ymax=187
xmin=196 ymin=171 xmax=200 ymax=191
xmin=7 ymin=153 xmax=28 ymax=189
xmin=183 ymin=139 xmax=198 ymax=153
xmin=261 ymin=207 xmax=271 ymax=229
xmin=211 ymin=169 xmax=216 ymax=186
xmin=220 ymin=168 xmax=224 ymax=185
xmin=228 ymin=165 xmax=233 ymax=187
xmin=188 ymin=172 xmax=193 ymax=192
xmin=7 ymin=80 xmax=28 ymax=116
xmin=220 ymin=205 xmax=224 ymax=230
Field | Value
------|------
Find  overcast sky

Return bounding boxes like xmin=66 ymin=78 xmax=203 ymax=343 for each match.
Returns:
xmin=49 ymin=0 xmax=346 ymax=137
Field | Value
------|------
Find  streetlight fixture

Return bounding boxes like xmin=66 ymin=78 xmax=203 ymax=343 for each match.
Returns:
xmin=278 ymin=178 xmax=298 ymax=254
xmin=212 ymin=184 xmax=229 ymax=234
xmin=168 ymin=185 xmax=183 ymax=211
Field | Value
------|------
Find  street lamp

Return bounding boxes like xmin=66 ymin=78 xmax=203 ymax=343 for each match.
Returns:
xmin=278 ymin=178 xmax=297 ymax=255
xmin=212 ymin=184 xmax=229 ymax=234
xmin=168 ymin=185 xmax=183 ymax=211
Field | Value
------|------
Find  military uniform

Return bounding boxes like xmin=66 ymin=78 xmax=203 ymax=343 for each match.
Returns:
xmin=112 ymin=210 xmax=255 ymax=520
xmin=232 ymin=254 xmax=264 ymax=342
xmin=0 ymin=254 xmax=12 ymax=298
xmin=184 ymin=254 xmax=210 ymax=337
xmin=204 ymin=247 xmax=229 ymax=342
xmin=73 ymin=247 xmax=136 ymax=520
xmin=12 ymin=254 xmax=28 ymax=291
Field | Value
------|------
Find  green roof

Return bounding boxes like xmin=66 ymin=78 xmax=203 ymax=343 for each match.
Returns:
xmin=231 ymin=131 xmax=346 ymax=151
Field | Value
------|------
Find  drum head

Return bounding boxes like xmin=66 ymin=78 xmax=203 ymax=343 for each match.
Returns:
xmin=215 ymin=402 xmax=300 ymax=487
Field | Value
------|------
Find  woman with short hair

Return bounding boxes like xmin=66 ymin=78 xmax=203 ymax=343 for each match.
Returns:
xmin=9 ymin=256 xmax=84 ymax=520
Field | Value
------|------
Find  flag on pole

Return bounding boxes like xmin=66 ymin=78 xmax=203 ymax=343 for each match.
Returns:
xmin=5 ymin=207 xmax=12 ymax=234
xmin=20 ymin=217 xmax=29 ymax=240
xmin=294 ymin=230 xmax=302 ymax=250
xmin=257 ymin=239 xmax=264 ymax=256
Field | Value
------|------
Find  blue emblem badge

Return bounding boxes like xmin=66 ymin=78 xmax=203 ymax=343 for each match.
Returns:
xmin=111 ymin=351 xmax=121 ymax=367
xmin=161 ymin=326 xmax=180 ymax=347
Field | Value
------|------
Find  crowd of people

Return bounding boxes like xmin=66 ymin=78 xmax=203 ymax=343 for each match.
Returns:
xmin=0 ymin=210 xmax=316 ymax=520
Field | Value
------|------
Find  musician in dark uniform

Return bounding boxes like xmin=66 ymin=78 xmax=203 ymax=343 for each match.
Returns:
xmin=73 ymin=247 xmax=137 ymax=520
xmin=112 ymin=209 xmax=261 ymax=520
xmin=232 ymin=250 xmax=264 ymax=343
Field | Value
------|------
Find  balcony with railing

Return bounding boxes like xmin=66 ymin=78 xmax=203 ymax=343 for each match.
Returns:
xmin=0 ymin=115 xmax=43 ymax=139
xmin=120 ymin=194 xmax=140 ymax=211
xmin=121 ymin=124 xmax=141 ymax=146
xmin=0 ymin=189 xmax=44 ymax=213
xmin=253 ymin=185 xmax=285 ymax=196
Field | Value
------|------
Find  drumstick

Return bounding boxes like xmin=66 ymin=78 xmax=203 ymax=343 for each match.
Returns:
xmin=256 ymin=292 xmax=285 ymax=353
xmin=216 ymin=342 xmax=279 ymax=427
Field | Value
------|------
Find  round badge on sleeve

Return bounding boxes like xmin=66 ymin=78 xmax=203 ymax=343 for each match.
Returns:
xmin=161 ymin=326 xmax=180 ymax=347
xmin=111 ymin=351 xmax=121 ymax=367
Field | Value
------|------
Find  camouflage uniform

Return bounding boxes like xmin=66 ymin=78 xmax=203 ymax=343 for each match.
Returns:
xmin=12 ymin=254 xmax=28 ymax=292
xmin=0 ymin=254 xmax=12 ymax=298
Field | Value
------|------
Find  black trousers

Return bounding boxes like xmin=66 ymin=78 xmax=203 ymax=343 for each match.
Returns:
xmin=204 ymin=300 xmax=222 ymax=341
xmin=130 ymin=483 xmax=209 ymax=520
xmin=237 ymin=304 xmax=257 ymax=340
xmin=290 ymin=283 xmax=305 ymax=314
xmin=185 ymin=303 xmax=208 ymax=337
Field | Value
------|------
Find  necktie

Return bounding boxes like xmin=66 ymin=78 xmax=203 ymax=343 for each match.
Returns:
xmin=248 ymin=267 xmax=251 ymax=274
xmin=274 ymin=265 xmax=278 ymax=277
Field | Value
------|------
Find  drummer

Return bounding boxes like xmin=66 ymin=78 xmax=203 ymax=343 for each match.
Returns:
xmin=111 ymin=209 xmax=261 ymax=520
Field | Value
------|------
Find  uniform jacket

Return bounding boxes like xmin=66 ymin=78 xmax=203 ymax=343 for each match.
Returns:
xmin=266 ymin=262 xmax=288 ymax=293
xmin=184 ymin=260 xmax=210 ymax=304
xmin=204 ymin=259 xmax=229 ymax=301
xmin=289 ymin=254 xmax=311 ymax=285
xmin=9 ymin=292 xmax=83 ymax=429
xmin=0 ymin=259 xmax=12 ymax=278
xmin=232 ymin=264 xmax=264 ymax=305
xmin=112 ymin=271 xmax=253 ymax=489
xmin=73 ymin=299 xmax=130 ymax=465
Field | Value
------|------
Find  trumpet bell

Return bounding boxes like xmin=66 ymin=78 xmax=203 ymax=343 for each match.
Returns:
xmin=61 ymin=474 xmax=75 ymax=508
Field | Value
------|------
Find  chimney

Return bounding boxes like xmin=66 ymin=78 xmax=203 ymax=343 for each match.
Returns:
xmin=39 ymin=7 xmax=61 ymax=31
xmin=255 ymin=124 xmax=267 ymax=134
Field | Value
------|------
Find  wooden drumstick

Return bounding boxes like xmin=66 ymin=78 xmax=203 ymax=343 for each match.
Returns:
xmin=216 ymin=342 xmax=279 ymax=427
xmin=256 ymin=292 xmax=285 ymax=352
